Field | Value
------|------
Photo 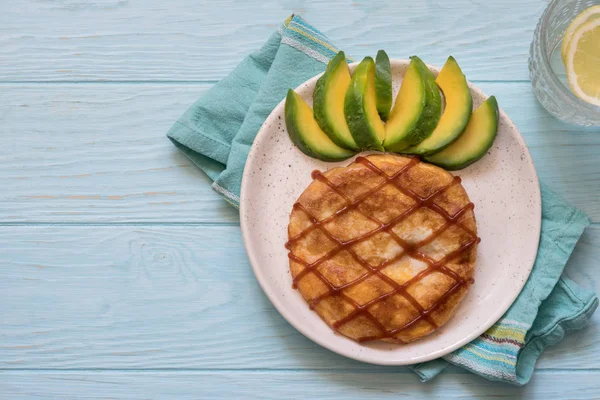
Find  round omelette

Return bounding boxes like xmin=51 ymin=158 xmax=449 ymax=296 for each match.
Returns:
xmin=285 ymin=154 xmax=479 ymax=343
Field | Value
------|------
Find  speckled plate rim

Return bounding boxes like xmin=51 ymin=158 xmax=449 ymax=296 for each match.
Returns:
xmin=240 ymin=59 xmax=541 ymax=366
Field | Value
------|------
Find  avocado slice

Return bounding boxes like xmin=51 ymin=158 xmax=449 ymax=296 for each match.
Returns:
xmin=375 ymin=50 xmax=393 ymax=121
xmin=285 ymin=89 xmax=354 ymax=162
xmin=384 ymin=56 xmax=442 ymax=152
xmin=344 ymin=57 xmax=386 ymax=151
xmin=313 ymin=51 xmax=359 ymax=150
xmin=425 ymin=96 xmax=499 ymax=170
xmin=407 ymin=56 xmax=472 ymax=156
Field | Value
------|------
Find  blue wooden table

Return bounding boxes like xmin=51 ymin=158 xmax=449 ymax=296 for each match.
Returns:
xmin=1 ymin=1 xmax=599 ymax=398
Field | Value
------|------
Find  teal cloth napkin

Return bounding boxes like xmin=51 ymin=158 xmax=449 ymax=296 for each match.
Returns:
xmin=167 ymin=14 xmax=598 ymax=385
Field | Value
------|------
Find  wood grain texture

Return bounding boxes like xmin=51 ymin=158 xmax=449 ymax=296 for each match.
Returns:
xmin=0 ymin=84 xmax=238 ymax=223
xmin=1 ymin=371 xmax=600 ymax=399
xmin=2 ymin=0 xmax=599 ymax=395
xmin=0 ymin=225 xmax=597 ymax=370
xmin=2 ymin=83 xmax=599 ymax=223
xmin=0 ymin=0 xmax=545 ymax=82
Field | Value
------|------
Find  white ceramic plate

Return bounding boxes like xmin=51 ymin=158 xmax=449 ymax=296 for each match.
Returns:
xmin=240 ymin=60 xmax=541 ymax=365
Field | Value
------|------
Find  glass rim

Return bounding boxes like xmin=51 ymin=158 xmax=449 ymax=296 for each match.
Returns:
xmin=539 ymin=0 xmax=600 ymax=113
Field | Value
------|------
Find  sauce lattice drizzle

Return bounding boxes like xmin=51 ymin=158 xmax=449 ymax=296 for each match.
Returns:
xmin=285 ymin=156 xmax=479 ymax=342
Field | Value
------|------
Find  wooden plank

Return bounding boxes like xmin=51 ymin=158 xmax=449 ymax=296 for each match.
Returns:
xmin=0 ymin=0 xmax=545 ymax=82
xmin=2 ymin=83 xmax=599 ymax=223
xmin=0 ymin=84 xmax=238 ymax=223
xmin=0 ymin=225 xmax=597 ymax=370
xmin=1 ymin=370 xmax=599 ymax=399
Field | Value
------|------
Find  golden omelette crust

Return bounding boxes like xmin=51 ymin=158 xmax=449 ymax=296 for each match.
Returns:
xmin=286 ymin=154 xmax=478 ymax=343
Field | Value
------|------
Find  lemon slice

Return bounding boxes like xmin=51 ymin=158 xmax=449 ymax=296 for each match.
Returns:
xmin=565 ymin=18 xmax=600 ymax=106
xmin=561 ymin=5 xmax=600 ymax=63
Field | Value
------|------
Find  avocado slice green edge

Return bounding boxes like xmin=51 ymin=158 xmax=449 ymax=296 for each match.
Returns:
xmin=384 ymin=56 xmax=442 ymax=152
xmin=425 ymin=96 xmax=498 ymax=170
xmin=375 ymin=50 xmax=393 ymax=122
xmin=406 ymin=56 xmax=472 ymax=156
xmin=313 ymin=51 xmax=359 ymax=150
xmin=285 ymin=89 xmax=355 ymax=162
xmin=344 ymin=57 xmax=386 ymax=151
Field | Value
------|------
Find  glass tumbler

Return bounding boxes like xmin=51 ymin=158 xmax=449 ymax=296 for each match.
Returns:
xmin=529 ymin=0 xmax=600 ymax=127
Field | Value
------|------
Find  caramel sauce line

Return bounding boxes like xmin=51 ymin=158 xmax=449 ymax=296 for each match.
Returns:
xmin=285 ymin=158 xmax=419 ymax=248
xmin=290 ymin=201 xmax=422 ymax=284
xmin=285 ymin=156 xmax=479 ymax=342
